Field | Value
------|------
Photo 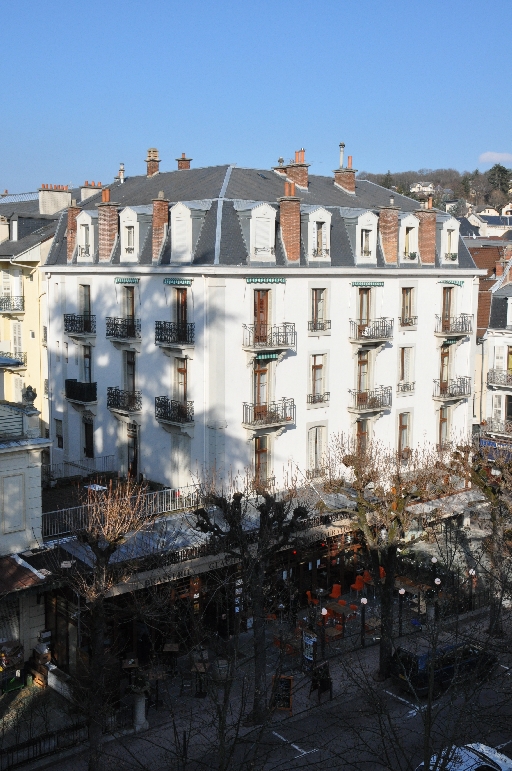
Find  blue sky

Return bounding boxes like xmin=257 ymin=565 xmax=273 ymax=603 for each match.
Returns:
xmin=1 ymin=0 xmax=511 ymax=192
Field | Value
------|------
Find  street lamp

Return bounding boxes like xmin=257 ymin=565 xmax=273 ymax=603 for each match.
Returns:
xmin=360 ymin=597 xmax=367 ymax=648
xmin=468 ymin=568 xmax=476 ymax=611
xmin=321 ymin=607 xmax=328 ymax=659
xmin=398 ymin=588 xmax=405 ymax=637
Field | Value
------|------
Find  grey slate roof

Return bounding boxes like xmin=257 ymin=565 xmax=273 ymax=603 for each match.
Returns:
xmin=488 ymin=284 xmax=512 ymax=329
xmin=44 ymin=165 xmax=479 ymax=272
xmin=0 ymin=221 xmax=57 ymax=258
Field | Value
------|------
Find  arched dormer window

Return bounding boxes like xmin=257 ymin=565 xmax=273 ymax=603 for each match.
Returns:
xmin=119 ymin=206 xmax=152 ymax=263
xmin=398 ymin=213 xmax=419 ymax=261
xmin=75 ymin=210 xmax=97 ymax=263
xmin=437 ymin=215 xmax=460 ymax=263
xmin=170 ymin=201 xmax=211 ymax=264
xmin=234 ymin=201 xmax=277 ymax=263
xmin=301 ymin=206 xmax=332 ymax=262
xmin=356 ymin=211 xmax=378 ymax=263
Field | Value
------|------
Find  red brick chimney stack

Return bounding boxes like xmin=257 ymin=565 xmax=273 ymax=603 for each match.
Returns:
xmin=98 ymin=191 xmax=118 ymax=263
xmin=66 ymin=200 xmax=81 ymax=263
xmin=379 ymin=197 xmax=399 ymax=265
xmin=334 ymin=144 xmax=357 ymax=194
xmin=272 ymin=149 xmax=309 ymax=188
xmin=415 ymin=209 xmax=436 ymax=264
xmin=152 ymin=192 xmax=169 ymax=263
xmin=278 ymin=181 xmax=301 ymax=262
xmin=496 ymin=260 xmax=505 ymax=277
xmin=176 ymin=153 xmax=192 ymax=170
xmin=146 ymin=148 xmax=160 ymax=177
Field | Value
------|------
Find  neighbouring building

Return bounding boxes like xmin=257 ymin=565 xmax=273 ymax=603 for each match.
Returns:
xmin=43 ymin=146 xmax=484 ymax=490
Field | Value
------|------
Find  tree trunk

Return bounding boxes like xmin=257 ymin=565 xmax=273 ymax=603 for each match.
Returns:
xmin=87 ymin=597 xmax=106 ymax=771
xmin=378 ymin=545 xmax=397 ymax=679
xmin=250 ymin=560 xmax=267 ymax=723
xmin=488 ymin=505 xmax=505 ymax=637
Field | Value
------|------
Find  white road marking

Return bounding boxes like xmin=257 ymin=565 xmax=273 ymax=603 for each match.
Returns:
xmin=384 ymin=690 xmax=438 ymax=718
xmin=272 ymin=730 xmax=319 ymax=759
xmin=499 ymin=665 xmax=511 ymax=675
xmin=495 ymin=739 xmax=512 ymax=750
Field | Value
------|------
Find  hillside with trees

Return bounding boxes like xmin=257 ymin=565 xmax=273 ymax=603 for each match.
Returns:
xmin=357 ymin=164 xmax=512 ymax=212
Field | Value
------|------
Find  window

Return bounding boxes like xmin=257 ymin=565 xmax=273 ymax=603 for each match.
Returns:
xmin=493 ymin=393 xmax=503 ymax=423
xmin=125 ymin=286 xmax=135 ymax=319
xmin=401 ymin=287 xmax=414 ymax=325
xmin=311 ymin=221 xmax=329 ymax=258
xmin=253 ymin=216 xmax=274 ymax=258
xmin=83 ymin=345 xmax=92 ymax=383
xmin=398 ymin=413 xmax=410 ymax=454
xmin=255 ymin=435 xmax=268 ymax=486
xmin=440 ymin=346 xmax=450 ymax=391
xmin=360 ymin=229 xmax=371 ymax=257
xmin=308 ymin=426 xmax=326 ymax=476
xmin=55 ymin=419 xmax=63 ymax=449
xmin=80 ymin=284 xmax=91 ymax=315
xmin=399 ymin=347 xmax=411 ymax=383
xmin=507 ymin=395 xmax=512 ymax=423
xmin=311 ymin=288 xmax=328 ymax=331
xmin=1 ymin=271 xmax=10 ymax=298
xmin=439 ymin=407 xmax=448 ymax=447
xmin=508 ymin=347 xmax=512 ymax=372
xmin=127 ymin=422 xmax=138 ymax=479
xmin=356 ymin=419 xmax=368 ymax=452
xmin=125 ymin=351 xmax=136 ymax=392
xmin=357 ymin=349 xmax=369 ymax=393
xmin=254 ymin=289 xmax=269 ymax=343
xmin=64 ymin=342 xmax=68 ymax=363
xmin=176 ymin=288 xmax=187 ymax=326
xmin=359 ymin=288 xmax=370 ymax=326
xmin=404 ymin=227 xmax=413 ymax=256
xmin=441 ymin=287 xmax=453 ymax=331
xmin=253 ymin=359 xmax=268 ymax=419
xmin=12 ymin=321 xmax=22 ymax=358
xmin=125 ymin=226 xmax=135 ymax=253
xmin=176 ymin=358 xmax=187 ymax=403
xmin=447 ymin=229 xmax=455 ymax=256
xmin=311 ymin=355 xmax=324 ymax=400
xmin=80 ymin=224 xmax=90 ymax=256
xmin=83 ymin=414 xmax=94 ymax=459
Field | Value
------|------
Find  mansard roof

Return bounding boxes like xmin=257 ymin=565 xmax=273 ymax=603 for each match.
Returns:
xmin=45 ymin=163 xmax=478 ymax=272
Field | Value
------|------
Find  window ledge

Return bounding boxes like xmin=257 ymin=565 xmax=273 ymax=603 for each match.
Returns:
xmin=308 ymin=329 xmax=331 ymax=337
xmin=306 ymin=401 xmax=329 ymax=410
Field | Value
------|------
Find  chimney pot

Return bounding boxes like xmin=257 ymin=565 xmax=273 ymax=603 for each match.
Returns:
xmin=339 ymin=142 xmax=345 ymax=168
xmin=118 ymin=163 xmax=125 ymax=183
xmin=347 ymin=156 xmax=353 ymax=169
xmin=102 ymin=188 xmax=110 ymax=203
xmin=182 ymin=153 xmax=186 ymax=158
xmin=427 ymin=195 xmax=433 ymax=209
xmin=294 ymin=150 xmax=300 ymax=163
xmin=390 ymin=195 xmax=395 ymax=206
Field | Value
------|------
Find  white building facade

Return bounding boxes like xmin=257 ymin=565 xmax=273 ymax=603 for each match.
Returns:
xmin=44 ymin=150 xmax=483 ymax=489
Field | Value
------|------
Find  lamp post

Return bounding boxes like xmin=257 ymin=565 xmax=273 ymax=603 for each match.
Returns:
xmin=434 ymin=577 xmax=441 ymax=626
xmin=398 ymin=588 xmax=405 ymax=637
xmin=469 ymin=568 xmax=476 ymax=611
xmin=360 ymin=597 xmax=367 ymax=648
xmin=321 ymin=607 xmax=328 ymax=659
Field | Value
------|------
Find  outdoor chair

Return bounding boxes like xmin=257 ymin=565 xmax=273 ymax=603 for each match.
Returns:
xmin=329 ymin=584 xmax=342 ymax=600
xmin=379 ymin=566 xmax=386 ymax=580
xmin=337 ymin=598 xmax=347 ymax=607
xmin=306 ymin=591 xmax=319 ymax=606
xmin=350 ymin=575 xmax=366 ymax=598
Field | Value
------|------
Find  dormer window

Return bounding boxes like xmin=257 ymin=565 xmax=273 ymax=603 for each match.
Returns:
xmin=437 ymin=216 xmax=460 ymax=262
xmin=253 ymin=214 xmax=275 ymax=258
xmin=119 ymin=206 xmax=152 ymax=262
xmin=347 ymin=210 xmax=378 ymax=263
xmin=300 ymin=206 xmax=332 ymax=262
xmin=76 ymin=211 xmax=96 ymax=262
xmin=80 ymin=225 xmax=90 ymax=257
xmin=170 ymin=201 xmax=210 ymax=264
xmin=398 ymin=213 xmax=419 ymax=261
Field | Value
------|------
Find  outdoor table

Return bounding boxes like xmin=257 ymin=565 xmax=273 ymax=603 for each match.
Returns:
xmin=314 ymin=588 xmax=328 ymax=599
xmin=324 ymin=627 xmax=343 ymax=642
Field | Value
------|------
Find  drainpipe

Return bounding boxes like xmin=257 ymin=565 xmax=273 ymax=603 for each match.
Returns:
xmin=479 ymin=336 xmax=485 ymax=425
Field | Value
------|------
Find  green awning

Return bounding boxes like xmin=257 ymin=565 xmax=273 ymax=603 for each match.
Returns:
xmin=115 ymin=277 xmax=139 ymax=284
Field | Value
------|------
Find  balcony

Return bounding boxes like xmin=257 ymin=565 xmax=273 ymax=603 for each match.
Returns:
xmin=308 ymin=320 xmax=331 ymax=333
xmin=107 ymin=387 xmax=142 ymax=412
xmin=155 ymin=397 xmax=194 ymax=425
xmin=106 ymin=317 xmax=141 ymax=340
xmin=348 ymin=386 xmax=392 ymax=413
xmin=155 ymin=321 xmax=195 ymax=350
xmin=434 ymin=314 xmax=473 ymax=337
xmin=0 ymin=297 xmax=24 ymax=313
xmin=64 ymin=314 xmax=96 ymax=336
xmin=307 ymin=392 xmax=330 ymax=404
xmin=487 ymin=369 xmax=512 ymax=388
xmin=242 ymin=323 xmax=296 ymax=351
xmin=397 ymin=381 xmax=415 ymax=394
xmin=242 ymin=398 xmax=296 ymax=429
xmin=481 ymin=418 xmax=512 ymax=436
xmin=399 ymin=316 xmax=418 ymax=329
xmin=432 ymin=376 xmax=471 ymax=400
xmin=349 ymin=318 xmax=393 ymax=343
xmin=0 ymin=351 xmax=27 ymax=367
xmin=65 ymin=379 xmax=97 ymax=404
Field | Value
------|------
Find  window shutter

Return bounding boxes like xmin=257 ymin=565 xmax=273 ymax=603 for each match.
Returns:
xmin=12 ymin=321 xmax=22 ymax=356
xmin=404 ymin=348 xmax=411 ymax=381
xmin=493 ymin=393 xmax=503 ymax=422
xmin=318 ymin=426 xmax=325 ymax=468
xmin=494 ymin=346 xmax=505 ymax=370
xmin=308 ymin=428 xmax=315 ymax=471
xmin=172 ymin=218 xmax=189 ymax=262
xmin=2 ymin=271 xmax=11 ymax=298
xmin=254 ymin=217 xmax=271 ymax=255
xmin=12 ymin=269 xmax=21 ymax=297
xmin=14 ymin=376 xmax=24 ymax=404
xmin=311 ymin=222 xmax=317 ymax=255
xmin=321 ymin=222 xmax=328 ymax=251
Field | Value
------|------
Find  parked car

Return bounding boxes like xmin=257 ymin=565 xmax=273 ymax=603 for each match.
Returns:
xmin=390 ymin=642 xmax=497 ymax=697
xmin=415 ymin=743 xmax=512 ymax=770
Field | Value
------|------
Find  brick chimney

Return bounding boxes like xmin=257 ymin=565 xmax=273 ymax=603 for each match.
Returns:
xmin=379 ymin=199 xmax=399 ymax=265
xmin=272 ymin=149 xmax=309 ymax=188
xmin=278 ymin=181 xmax=301 ymax=262
xmin=334 ymin=149 xmax=357 ymax=194
xmin=415 ymin=209 xmax=436 ymax=264
xmin=67 ymin=200 xmax=81 ymax=263
xmin=98 ymin=189 xmax=118 ymax=263
xmin=146 ymin=148 xmax=160 ymax=177
xmin=152 ymin=192 xmax=169 ymax=263
xmin=176 ymin=153 xmax=192 ymax=170
xmin=496 ymin=260 xmax=505 ymax=277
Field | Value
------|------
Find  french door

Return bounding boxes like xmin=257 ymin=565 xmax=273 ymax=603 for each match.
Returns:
xmin=254 ymin=290 xmax=269 ymax=344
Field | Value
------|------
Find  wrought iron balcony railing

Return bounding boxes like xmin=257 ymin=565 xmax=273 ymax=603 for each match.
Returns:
xmin=155 ymin=397 xmax=194 ymax=424
xmin=65 ymin=379 xmax=97 ymax=403
xmin=106 ymin=317 xmax=141 ymax=339
xmin=155 ymin=321 xmax=195 ymax=346
xmin=64 ymin=314 xmax=96 ymax=335
xmin=433 ymin=376 xmax=471 ymax=399
xmin=435 ymin=314 xmax=473 ymax=335
xmin=349 ymin=318 xmax=394 ymax=341
xmin=107 ymin=387 xmax=142 ymax=411
xmin=312 ymin=248 xmax=330 ymax=258
xmin=444 ymin=252 xmax=458 ymax=261
xmin=242 ymin=323 xmax=296 ymax=349
xmin=399 ymin=316 xmax=418 ymax=327
xmin=307 ymin=392 xmax=330 ymax=404
xmin=242 ymin=398 xmax=296 ymax=427
xmin=78 ymin=246 xmax=90 ymax=258
xmin=0 ymin=296 xmax=24 ymax=312
xmin=0 ymin=351 xmax=27 ymax=366
xmin=397 ymin=381 xmax=415 ymax=394
xmin=253 ymin=246 xmax=275 ymax=256
xmin=348 ymin=386 xmax=392 ymax=411
xmin=403 ymin=251 xmax=418 ymax=260
xmin=487 ymin=369 xmax=512 ymax=388
xmin=481 ymin=418 xmax=512 ymax=435
xmin=308 ymin=320 xmax=331 ymax=332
